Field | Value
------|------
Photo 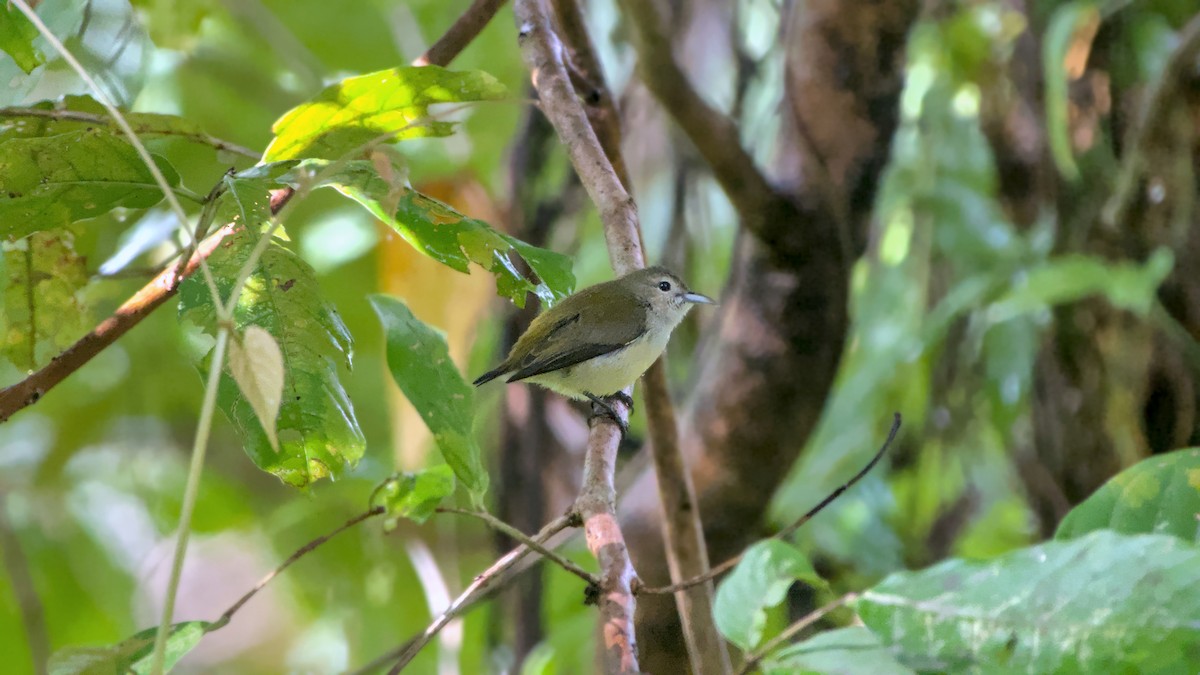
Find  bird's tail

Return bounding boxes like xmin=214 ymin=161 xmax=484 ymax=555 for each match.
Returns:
xmin=472 ymin=367 xmax=508 ymax=387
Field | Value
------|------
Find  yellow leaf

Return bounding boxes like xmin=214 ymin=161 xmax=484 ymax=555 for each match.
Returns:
xmin=228 ymin=326 xmax=285 ymax=452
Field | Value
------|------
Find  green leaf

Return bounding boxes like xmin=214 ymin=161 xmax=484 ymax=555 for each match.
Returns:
xmin=986 ymin=248 xmax=1174 ymax=321
xmin=1056 ymin=448 xmax=1200 ymax=543
xmin=369 ymin=294 xmax=488 ymax=499
xmin=180 ymin=180 xmax=364 ymax=488
xmin=1 ymin=232 xmax=90 ymax=372
xmin=0 ymin=129 xmax=179 ymax=237
xmin=760 ymin=627 xmax=914 ymax=675
xmin=129 ymin=0 xmax=213 ymax=50
xmin=48 ymin=621 xmax=210 ymax=675
xmin=263 ymin=65 xmax=507 ymax=161
xmin=0 ymin=3 xmax=43 ymax=74
xmin=371 ymin=465 xmax=456 ymax=528
xmin=859 ymin=531 xmax=1200 ymax=672
xmin=714 ymin=539 xmax=826 ymax=651
xmin=1043 ymin=1 xmax=1098 ymax=181
xmin=227 ymin=326 xmax=285 ymax=453
xmin=295 ymin=159 xmax=573 ymax=306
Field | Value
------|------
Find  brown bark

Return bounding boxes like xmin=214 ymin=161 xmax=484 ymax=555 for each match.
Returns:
xmin=616 ymin=0 xmax=918 ymax=671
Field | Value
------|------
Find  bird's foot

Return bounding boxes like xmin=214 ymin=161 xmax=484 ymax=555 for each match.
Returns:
xmin=585 ymin=392 xmax=631 ymax=438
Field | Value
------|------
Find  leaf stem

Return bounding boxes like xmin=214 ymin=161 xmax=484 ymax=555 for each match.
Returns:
xmin=149 ymin=327 xmax=230 ymax=675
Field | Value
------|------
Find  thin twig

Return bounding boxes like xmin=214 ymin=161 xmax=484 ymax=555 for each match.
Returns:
xmin=437 ymin=507 xmax=598 ymax=586
xmin=1102 ymin=12 xmax=1200 ymax=229
xmin=153 ymin=327 xmax=229 ymax=674
xmin=640 ymin=413 xmax=901 ymax=595
xmin=375 ymin=514 xmax=575 ymax=674
xmin=0 ymin=107 xmax=260 ymax=159
xmin=414 ymin=0 xmax=509 ymax=67
xmin=614 ymin=0 xmax=797 ymax=250
xmin=0 ymin=494 xmax=48 ymax=675
xmin=211 ymin=507 xmax=386 ymax=630
xmin=737 ymin=593 xmax=859 ymax=674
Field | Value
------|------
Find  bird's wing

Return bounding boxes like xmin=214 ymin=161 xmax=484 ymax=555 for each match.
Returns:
xmin=504 ymin=299 xmax=647 ymax=383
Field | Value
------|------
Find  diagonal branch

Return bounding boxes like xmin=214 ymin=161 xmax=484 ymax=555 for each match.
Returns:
xmin=614 ymin=0 xmax=800 ymax=250
xmin=414 ymin=0 xmax=510 ymax=67
xmin=376 ymin=514 xmax=576 ymax=674
xmin=0 ymin=0 xmax=501 ymax=426
xmin=0 ymin=223 xmax=236 ymax=423
xmin=640 ymin=413 xmax=900 ymax=595
xmin=514 ymin=1 xmax=645 ymax=671
xmin=548 ymin=0 xmax=731 ymax=671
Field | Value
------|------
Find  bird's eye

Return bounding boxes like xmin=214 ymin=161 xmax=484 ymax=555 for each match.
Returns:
xmin=658 ymin=281 xmax=672 ymax=292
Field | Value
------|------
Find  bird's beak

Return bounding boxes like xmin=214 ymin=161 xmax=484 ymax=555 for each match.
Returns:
xmin=682 ymin=292 xmax=716 ymax=305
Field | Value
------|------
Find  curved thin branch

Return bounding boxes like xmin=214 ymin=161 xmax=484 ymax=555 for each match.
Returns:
xmin=614 ymin=0 xmax=798 ymax=249
xmin=0 ymin=107 xmax=260 ymax=159
xmin=640 ymin=413 xmax=901 ymax=595
xmin=413 ymin=0 xmax=509 ymax=67
xmin=437 ymin=507 xmax=598 ymax=586
xmin=1102 ymin=11 xmax=1200 ymax=229
xmin=210 ymin=507 xmax=386 ymax=631
xmin=736 ymin=593 xmax=858 ymax=674
xmin=377 ymin=513 xmax=575 ymax=674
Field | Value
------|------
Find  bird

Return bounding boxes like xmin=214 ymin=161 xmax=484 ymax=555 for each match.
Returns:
xmin=473 ymin=265 xmax=715 ymax=432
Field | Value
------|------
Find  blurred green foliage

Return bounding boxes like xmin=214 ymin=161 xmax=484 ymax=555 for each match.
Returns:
xmin=1 ymin=0 xmax=1198 ymax=672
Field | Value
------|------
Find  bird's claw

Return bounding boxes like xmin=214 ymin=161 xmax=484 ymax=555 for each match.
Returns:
xmin=585 ymin=392 xmax=631 ymax=438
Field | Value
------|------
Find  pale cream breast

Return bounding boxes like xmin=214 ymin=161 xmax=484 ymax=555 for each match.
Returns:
xmin=527 ymin=325 xmax=672 ymax=398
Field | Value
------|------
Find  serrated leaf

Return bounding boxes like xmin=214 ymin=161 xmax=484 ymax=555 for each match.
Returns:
xmin=227 ymin=326 xmax=285 ymax=453
xmin=263 ymin=65 xmax=507 ymax=161
xmin=48 ymin=621 xmax=210 ymax=675
xmin=859 ymin=531 xmax=1200 ymax=672
xmin=714 ymin=539 xmax=826 ymax=651
xmin=369 ymin=294 xmax=487 ymax=499
xmin=1056 ymin=448 xmax=1200 ymax=543
xmin=290 ymin=159 xmax=573 ymax=307
xmin=1 ymin=232 xmax=90 ymax=373
xmin=0 ymin=4 xmax=43 ymax=74
xmin=761 ymin=626 xmax=914 ymax=675
xmin=0 ymin=129 xmax=179 ymax=237
xmin=371 ymin=465 xmax=456 ymax=528
xmin=180 ymin=178 xmax=363 ymax=488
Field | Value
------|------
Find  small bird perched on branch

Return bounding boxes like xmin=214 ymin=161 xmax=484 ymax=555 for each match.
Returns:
xmin=473 ymin=266 xmax=715 ymax=432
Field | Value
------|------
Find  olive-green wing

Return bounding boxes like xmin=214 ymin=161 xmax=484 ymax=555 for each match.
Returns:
xmin=504 ymin=295 xmax=647 ymax=383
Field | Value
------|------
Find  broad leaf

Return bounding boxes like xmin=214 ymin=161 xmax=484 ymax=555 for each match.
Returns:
xmin=371 ymin=465 xmax=456 ymax=528
xmin=49 ymin=621 xmax=210 ymax=675
xmin=1056 ymin=448 xmax=1200 ymax=543
xmin=370 ymin=294 xmax=487 ymax=499
xmin=760 ymin=627 xmax=913 ymax=675
xmin=859 ymin=531 xmax=1200 ymax=672
xmin=295 ymin=159 xmax=573 ymax=306
xmin=0 ymin=129 xmax=179 ymax=237
xmin=180 ymin=179 xmax=364 ymax=488
xmin=0 ymin=4 xmax=43 ymax=74
xmin=714 ymin=539 xmax=826 ymax=651
xmin=263 ymin=65 xmax=507 ymax=161
xmin=1 ymin=232 xmax=90 ymax=373
xmin=227 ymin=326 xmax=285 ymax=453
